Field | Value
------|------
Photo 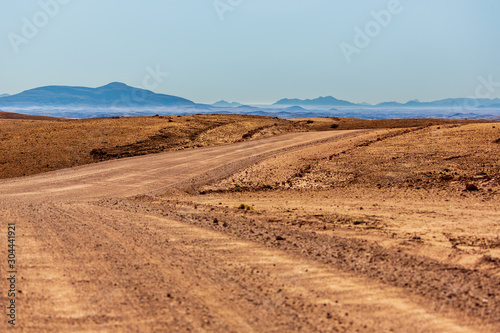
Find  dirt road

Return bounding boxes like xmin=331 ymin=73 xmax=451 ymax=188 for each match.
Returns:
xmin=0 ymin=131 xmax=355 ymax=200
xmin=0 ymin=130 xmax=496 ymax=332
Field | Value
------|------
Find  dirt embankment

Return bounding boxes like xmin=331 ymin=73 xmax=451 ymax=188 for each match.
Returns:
xmin=292 ymin=117 xmax=491 ymax=131
xmin=203 ymin=123 xmax=500 ymax=194
xmin=0 ymin=111 xmax=63 ymax=120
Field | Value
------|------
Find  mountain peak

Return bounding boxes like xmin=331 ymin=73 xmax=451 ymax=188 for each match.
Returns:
xmin=212 ymin=100 xmax=242 ymax=107
xmin=0 ymin=83 xmax=195 ymax=108
xmin=99 ymin=82 xmax=130 ymax=89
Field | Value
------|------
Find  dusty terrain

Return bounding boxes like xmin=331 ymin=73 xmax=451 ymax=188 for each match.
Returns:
xmin=0 ymin=112 xmax=485 ymax=179
xmin=0 ymin=113 xmax=306 ymax=179
xmin=1 ymin=114 xmax=499 ymax=332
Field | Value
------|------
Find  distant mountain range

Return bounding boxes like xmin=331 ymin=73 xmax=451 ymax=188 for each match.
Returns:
xmin=375 ymin=98 xmax=500 ymax=108
xmin=1 ymin=83 xmax=499 ymax=120
xmin=212 ymin=100 xmax=242 ymax=107
xmin=0 ymin=82 xmax=195 ymax=108
xmin=3 ymin=83 xmax=500 ymax=110
xmin=274 ymin=96 xmax=356 ymax=107
xmin=274 ymin=96 xmax=500 ymax=108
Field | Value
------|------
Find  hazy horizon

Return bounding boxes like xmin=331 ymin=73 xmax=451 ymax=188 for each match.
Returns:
xmin=2 ymin=0 xmax=499 ymax=105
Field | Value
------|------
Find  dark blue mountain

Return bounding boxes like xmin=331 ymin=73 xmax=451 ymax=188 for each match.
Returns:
xmin=236 ymin=105 xmax=259 ymax=110
xmin=212 ymin=100 xmax=242 ymax=107
xmin=376 ymin=101 xmax=404 ymax=107
xmin=284 ymin=106 xmax=307 ymax=112
xmin=0 ymin=94 xmax=9 ymax=98
xmin=0 ymin=82 xmax=195 ymax=108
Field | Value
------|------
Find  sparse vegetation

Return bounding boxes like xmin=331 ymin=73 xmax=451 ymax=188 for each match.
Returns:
xmin=237 ymin=204 xmax=253 ymax=210
xmin=291 ymin=117 xmax=491 ymax=131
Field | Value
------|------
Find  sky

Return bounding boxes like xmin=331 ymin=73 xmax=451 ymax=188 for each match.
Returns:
xmin=1 ymin=0 xmax=499 ymax=104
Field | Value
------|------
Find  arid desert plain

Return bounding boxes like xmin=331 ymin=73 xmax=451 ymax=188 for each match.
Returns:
xmin=1 ymin=112 xmax=499 ymax=332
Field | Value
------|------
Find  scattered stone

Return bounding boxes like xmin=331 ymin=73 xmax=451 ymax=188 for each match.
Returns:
xmin=465 ymin=183 xmax=479 ymax=191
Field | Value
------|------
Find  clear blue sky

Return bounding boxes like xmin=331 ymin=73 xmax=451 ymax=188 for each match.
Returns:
xmin=1 ymin=0 xmax=499 ymax=104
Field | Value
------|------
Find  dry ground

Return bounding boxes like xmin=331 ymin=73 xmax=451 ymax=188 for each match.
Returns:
xmin=0 ymin=112 xmax=488 ymax=180
xmin=1 ymin=114 xmax=499 ymax=332
xmin=0 ymin=113 xmax=305 ymax=179
xmin=197 ymin=123 xmax=500 ymax=266
xmin=291 ymin=117 xmax=490 ymax=131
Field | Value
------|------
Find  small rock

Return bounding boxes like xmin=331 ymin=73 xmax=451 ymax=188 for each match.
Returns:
xmin=465 ymin=183 xmax=479 ymax=191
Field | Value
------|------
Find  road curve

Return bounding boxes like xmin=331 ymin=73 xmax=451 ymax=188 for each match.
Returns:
xmin=0 ymin=131 xmax=360 ymax=200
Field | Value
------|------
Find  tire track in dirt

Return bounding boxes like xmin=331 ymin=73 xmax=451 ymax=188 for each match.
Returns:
xmin=1 ymin=202 xmax=108 ymax=332
xmin=50 ymin=201 xmax=485 ymax=332
xmin=34 ymin=202 xmax=212 ymax=332
xmin=54 ymin=202 xmax=326 ymax=332
xmin=118 ymin=197 xmax=500 ymax=329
